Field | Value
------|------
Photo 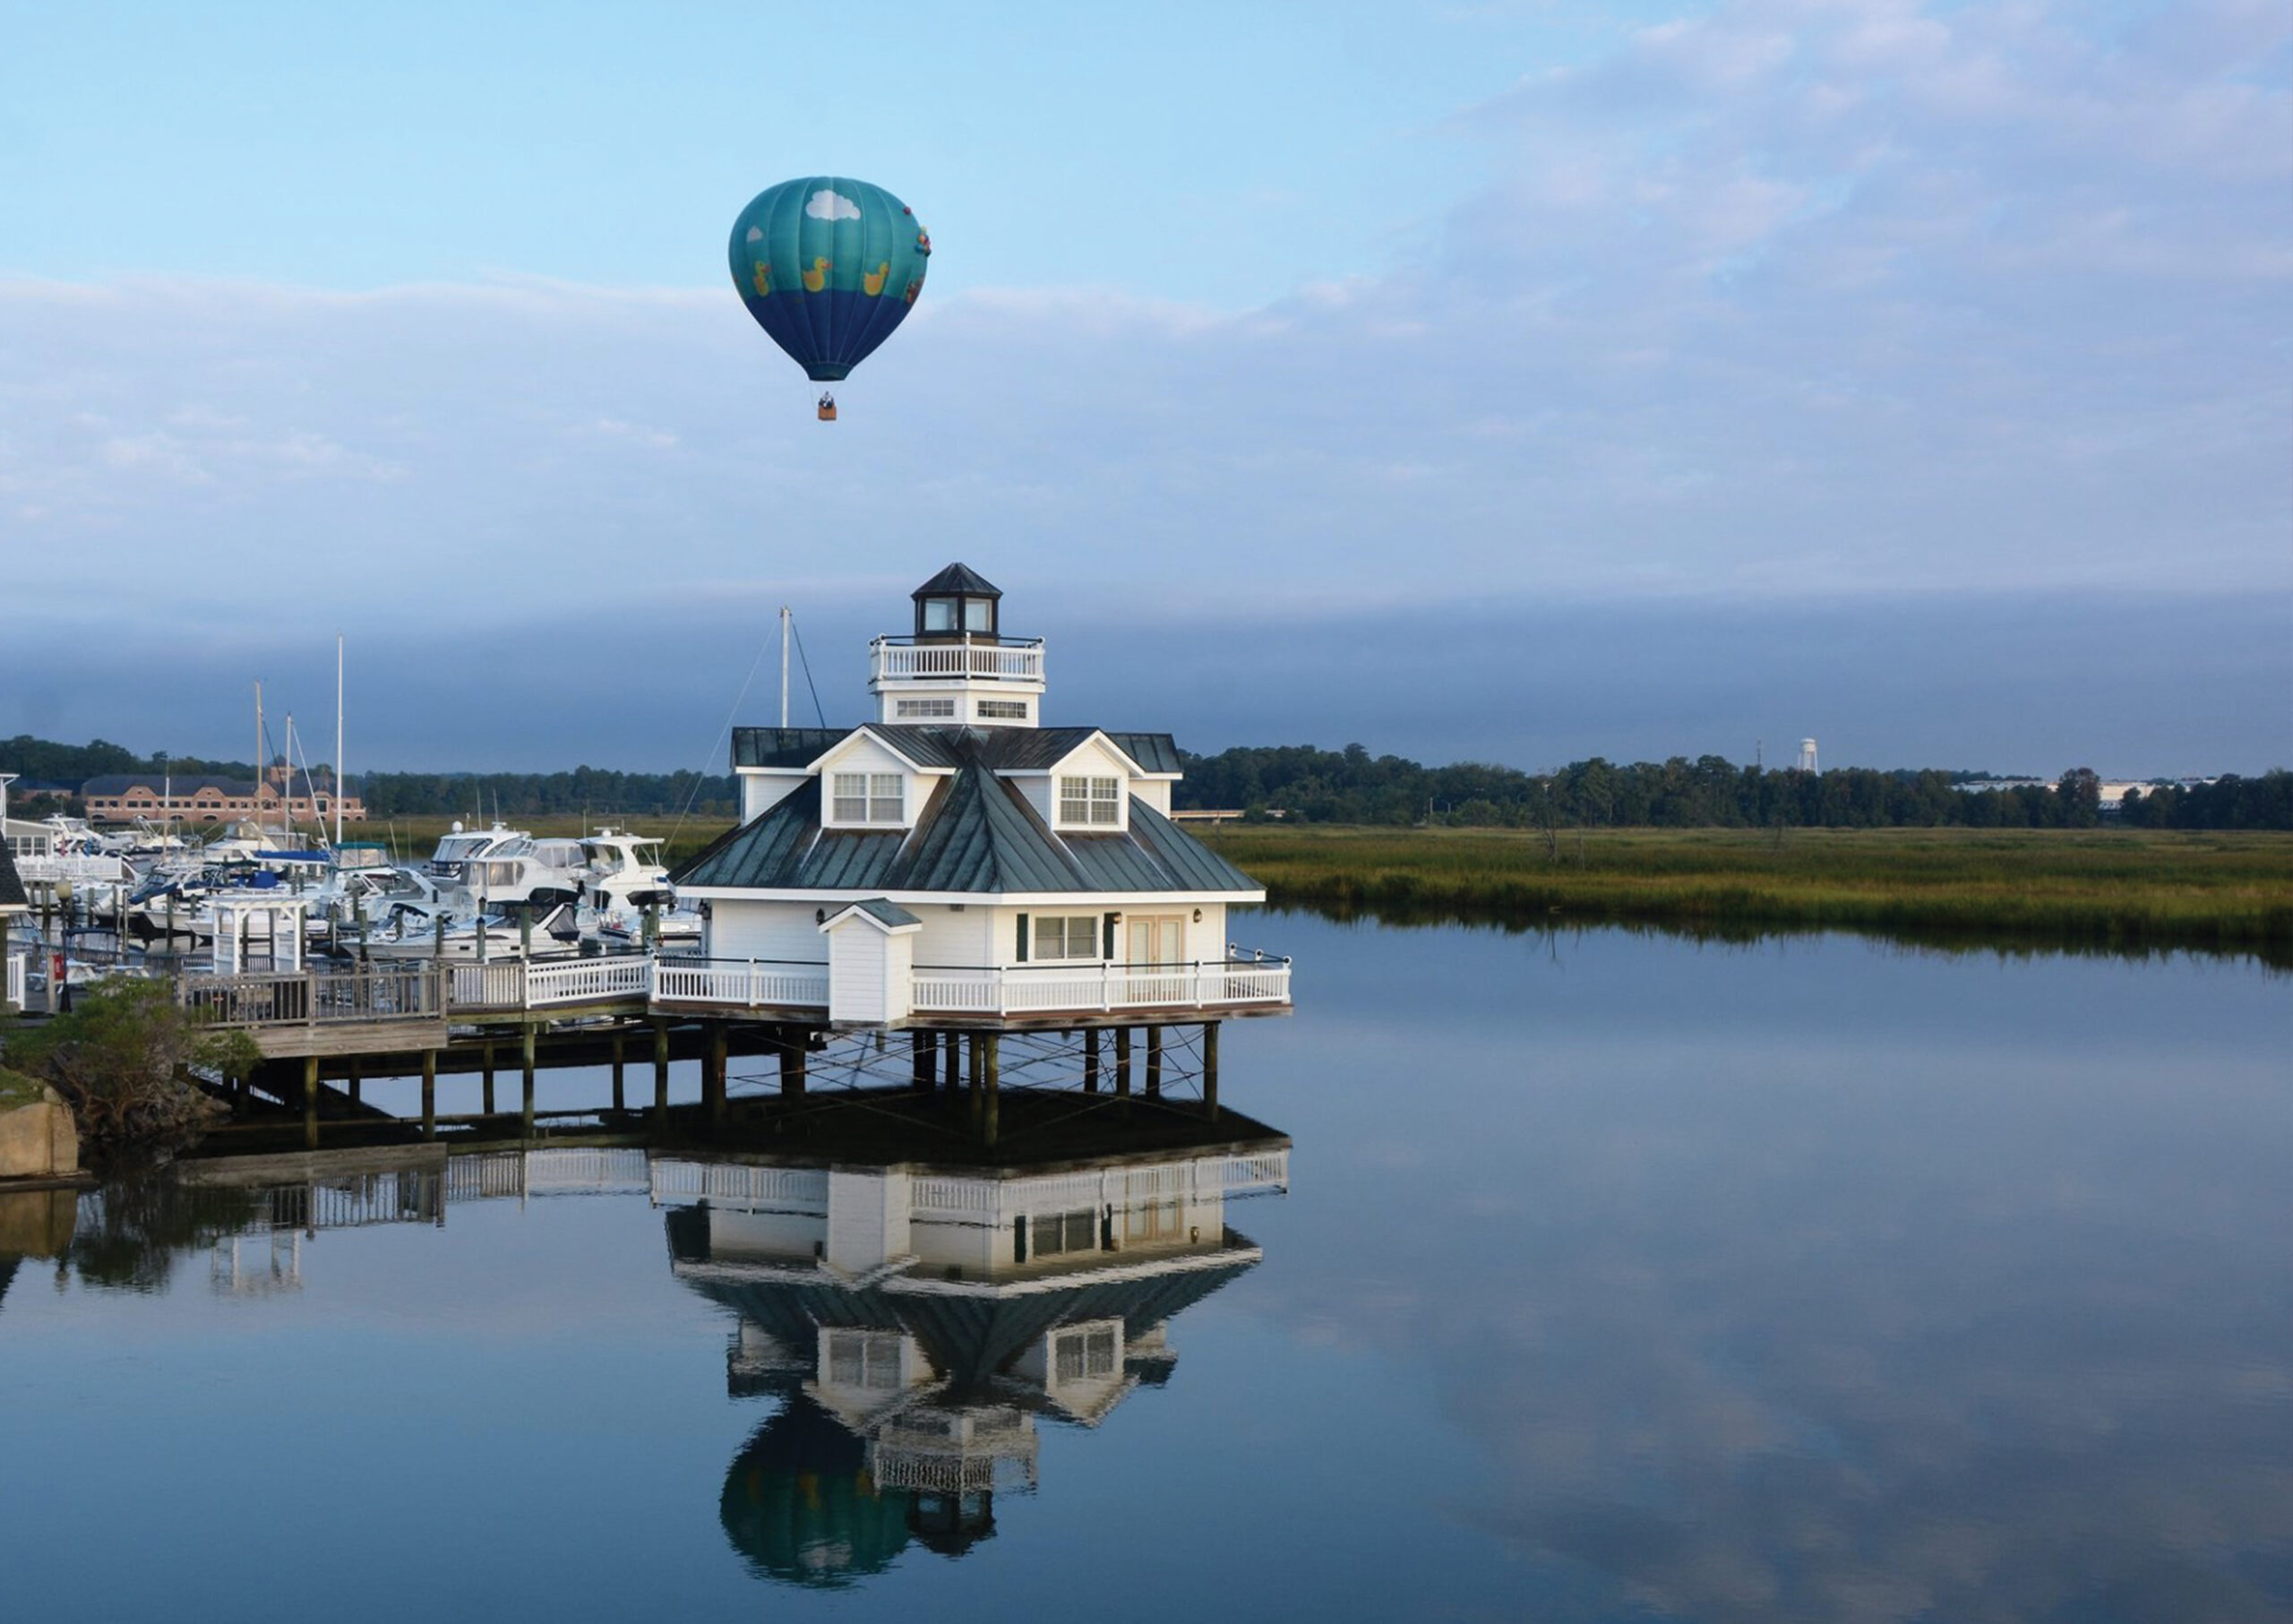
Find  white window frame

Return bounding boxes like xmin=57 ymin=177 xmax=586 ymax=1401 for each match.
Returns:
xmin=896 ymin=697 xmax=956 ymax=718
xmin=830 ymin=771 xmax=904 ymax=826
xmin=976 ymin=699 xmax=1028 ymax=721
xmin=1034 ymin=914 xmax=1102 ymax=961
xmin=1052 ymin=1322 xmax=1119 ymax=1383
xmin=1057 ymin=774 xmax=1123 ymax=829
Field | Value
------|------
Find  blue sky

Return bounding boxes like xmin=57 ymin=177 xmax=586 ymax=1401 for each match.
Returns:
xmin=3 ymin=0 xmax=2287 ymax=775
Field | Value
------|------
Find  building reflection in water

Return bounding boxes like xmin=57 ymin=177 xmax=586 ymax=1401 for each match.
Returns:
xmin=658 ymin=1140 xmax=1290 ymax=1587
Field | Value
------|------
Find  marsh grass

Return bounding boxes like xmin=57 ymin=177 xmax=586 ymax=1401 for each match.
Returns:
xmin=1203 ymin=826 xmax=2293 ymax=959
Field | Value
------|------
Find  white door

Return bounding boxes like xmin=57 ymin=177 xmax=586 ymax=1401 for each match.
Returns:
xmin=1124 ymin=915 xmax=1186 ymax=1004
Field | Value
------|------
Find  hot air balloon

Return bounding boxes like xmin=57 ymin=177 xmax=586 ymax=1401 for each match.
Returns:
xmin=729 ymin=176 xmax=931 ymax=419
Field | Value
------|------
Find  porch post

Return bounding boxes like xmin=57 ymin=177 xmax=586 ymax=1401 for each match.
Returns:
xmin=1202 ymin=1022 xmax=1219 ymax=1120
xmin=1114 ymin=1027 xmax=1132 ymax=1096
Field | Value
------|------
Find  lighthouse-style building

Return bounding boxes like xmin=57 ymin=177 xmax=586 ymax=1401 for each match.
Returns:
xmin=667 ymin=566 xmax=1291 ymax=1035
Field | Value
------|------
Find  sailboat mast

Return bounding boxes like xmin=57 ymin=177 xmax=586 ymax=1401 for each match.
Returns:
xmin=254 ymin=679 xmax=264 ymax=828
xmin=335 ymin=632 xmax=346 ymax=848
xmin=779 ymin=606 xmax=791 ymax=729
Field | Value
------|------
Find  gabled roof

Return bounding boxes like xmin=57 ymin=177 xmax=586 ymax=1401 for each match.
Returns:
xmin=912 ymin=562 xmax=1001 ymax=598
xmin=0 ymin=845 xmax=26 ymax=911
xmin=820 ymin=898 xmax=923 ymax=933
xmin=1102 ymin=733 xmax=1181 ymax=775
xmin=675 ymin=735 xmax=1258 ymax=898
xmin=732 ymin=727 xmax=855 ymax=769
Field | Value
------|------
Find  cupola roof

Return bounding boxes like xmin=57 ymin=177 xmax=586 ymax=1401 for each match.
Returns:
xmin=912 ymin=563 xmax=1001 ymax=599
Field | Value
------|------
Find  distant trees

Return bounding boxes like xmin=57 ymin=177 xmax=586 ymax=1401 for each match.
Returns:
xmin=1177 ymin=746 xmax=2293 ymax=832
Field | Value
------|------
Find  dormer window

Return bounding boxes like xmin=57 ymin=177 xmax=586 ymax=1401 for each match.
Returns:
xmin=1059 ymin=775 xmax=1121 ymax=827
xmin=831 ymin=772 xmax=904 ymax=825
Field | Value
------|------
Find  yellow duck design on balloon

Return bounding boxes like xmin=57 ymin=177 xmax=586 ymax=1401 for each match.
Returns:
xmin=751 ymin=261 xmax=771 ymax=296
xmin=862 ymin=261 xmax=889 ymax=296
xmin=802 ymin=256 xmax=829 ymax=292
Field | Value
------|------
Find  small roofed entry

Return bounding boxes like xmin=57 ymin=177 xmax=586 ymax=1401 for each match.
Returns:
xmin=820 ymin=899 xmax=923 ymax=1027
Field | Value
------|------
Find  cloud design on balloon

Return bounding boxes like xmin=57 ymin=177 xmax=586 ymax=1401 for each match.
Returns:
xmin=805 ymin=189 xmax=862 ymax=222
xmin=745 ymin=226 xmax=762 ymax=243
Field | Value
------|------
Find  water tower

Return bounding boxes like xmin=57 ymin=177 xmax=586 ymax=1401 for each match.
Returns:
xmin=1795 ymin=738 xmax=1818 ymax=773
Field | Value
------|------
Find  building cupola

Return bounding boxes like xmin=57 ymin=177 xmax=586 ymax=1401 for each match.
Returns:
xmin=870 ymin=563 xmax=1046 ymax=728
xmin=912 ymin=562 xmax=1001 ymax=640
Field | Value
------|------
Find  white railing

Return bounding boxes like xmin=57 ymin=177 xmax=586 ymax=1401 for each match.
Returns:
xmin=4 ymin=952 xmax=22 ymax=1012
xmin=649 ymin=1158 xmax=830 ymax=1209
xmin=179 ymin=966 xmax=444 ymax=1027
xmin=650 ymin=957 xmax=829 ymax=1010
xmin=443 ymin=955 xmax=653 ymax=1012
xmin=869 ymin=637 xmax=1044 ymax=683
xmin=909 ymin=959 xmax=1291 ymax=1018
xmin=14 ymin=855 xmax=129 ymax=885
xmin=909 ymin=1150 xmax=1290 ymax=1223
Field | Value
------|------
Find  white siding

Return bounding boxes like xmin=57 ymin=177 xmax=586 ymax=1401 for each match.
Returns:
xmin=826 ymin=1167 xmax=912 ymax=1274
xmin=709 ymin=899 xmax=829 ymax=964
xmin=739 ymin=771 xmax=805 ymax=823
xmin=1132 ymin=779 xmax=1173 ymax=815
xmin=910 ymin=905 xmax=993 ymax=968
xmin=828 ymin=924 xmax=889 ymax=1024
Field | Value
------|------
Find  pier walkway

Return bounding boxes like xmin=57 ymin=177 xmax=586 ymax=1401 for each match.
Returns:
xmin=154 ymin=950 xmax=1291 ymax=1058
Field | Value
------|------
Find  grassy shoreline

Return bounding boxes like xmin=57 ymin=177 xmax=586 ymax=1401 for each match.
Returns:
xmin=1199 ymin=825 xmax=2293 ymax=960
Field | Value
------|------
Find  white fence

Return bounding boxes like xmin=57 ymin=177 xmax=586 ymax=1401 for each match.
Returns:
xmin=649 ymin=1158 xmax=830 ymax=1209
xmin=449 ymin=955 xmax=654 ymax=1012
xmin=650 ymin=958 xmax=830 ymax=1011
xmin=910 ymin=959 xmax=1291 ymax=1018
xmin=4 ymin=951 xmax=23 ymax=1012
xmin=13 ymin=855 xmax=129 ymax=886
xmin=908 ymin=1149 xmax=1288 ymax=1223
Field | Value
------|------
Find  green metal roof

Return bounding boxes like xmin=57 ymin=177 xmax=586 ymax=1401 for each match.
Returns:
xmin=732 ymin=727 xmax=855 ymax=769
xmin=676 ymin=734 xmax=1258 ymax=897
xmin=827 ymin=898 xmax=923 ymax=931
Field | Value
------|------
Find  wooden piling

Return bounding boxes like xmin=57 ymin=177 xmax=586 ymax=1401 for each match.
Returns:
xmin=611 ymin=1031 xmax=626 ymax=1113
xmin=968 ymin=1031 xmax=984 ymax=1127
xmin=982 ymin=1032 xmax=1000 ymax=1147
xmin=1145 ymin=1026 xmax=1163 ymax=1098
xmin=1114 ymin=1027 xmax=1132 ymax=1096
xmin=943 ymin=1029 xmax=960 ymax=1096
xmin=1082 ymin=1028 xmax=1100 ymax=1093
xmin=347 ymin=1057 xmax=361 ymax=1107
xmin=521 ymin=1023 xmax=537 ymax=1137
xmin=421 ymin=1050 xmax=437 ymax=1139
xmin=482 ymin=1041 xmax=496 ymax=1116
xmin=708 ymin=1024 xmax=730 ymax=1121
xmin=1202 ymin=1022 xmax=1219 ymax=1119
xmin=303 ymin=1053 xmax=320 ymax=1149
xmin=912 ymin=1030 xmax=936 ymax=1092
xmin=652 ymin=1020 xmax=670 ymax=1122
xmin=778 ymin=1027 xmax=805 ymax=1098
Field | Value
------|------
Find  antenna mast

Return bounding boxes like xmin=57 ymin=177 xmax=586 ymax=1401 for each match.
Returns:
xmin=779 ymin=606 xmax=792 ymax=729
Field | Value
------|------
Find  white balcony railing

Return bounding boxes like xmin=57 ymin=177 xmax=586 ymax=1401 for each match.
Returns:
xmin=869 ymin=637 xmax=1044 ymax=684
xmin=650 ymin=957 xmax=831 ymax=1010
xmin=909 ymin=958 xmax=1290 ymax=1018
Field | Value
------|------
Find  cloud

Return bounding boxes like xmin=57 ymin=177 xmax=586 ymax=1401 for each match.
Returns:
xmin=803 ymin=188 xmax=860 ymax=222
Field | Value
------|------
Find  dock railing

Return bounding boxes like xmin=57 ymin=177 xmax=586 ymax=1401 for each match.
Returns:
xmin=909 ymin=957 xmax=1291 ymax=1018
xmin=650 ymin=957 xmax=831 ymax=1011
xmin=178 ymin=964 xmax=445 ymax=1028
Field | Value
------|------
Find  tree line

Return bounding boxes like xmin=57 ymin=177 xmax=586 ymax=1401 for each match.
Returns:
xmin=1172 ymin=743 xmax=2293 ymax=831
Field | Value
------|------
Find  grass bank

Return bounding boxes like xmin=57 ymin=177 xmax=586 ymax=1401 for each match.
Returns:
xmin=1199 ymin=825 xmax=2293 ymax=960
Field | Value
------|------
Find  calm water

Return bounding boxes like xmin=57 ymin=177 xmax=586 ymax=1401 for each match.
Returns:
xmin=3 ymin=917 xmax=2289 ymax=1622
